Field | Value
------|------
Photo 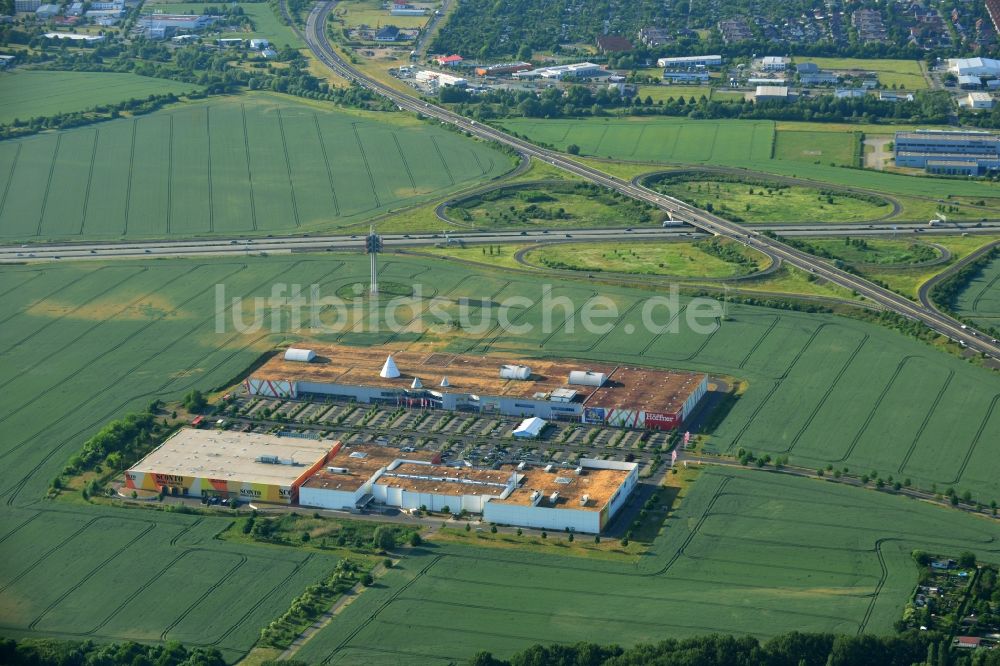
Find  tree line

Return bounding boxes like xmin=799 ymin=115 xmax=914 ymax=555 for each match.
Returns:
xmin=469 ymin=630 xmax=1000 ymax=666
xmin=446 ymin=84 xmax=953 ymax=127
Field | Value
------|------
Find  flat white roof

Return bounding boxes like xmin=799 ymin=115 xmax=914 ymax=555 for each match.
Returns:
xmin=129 ymin=428 xmax=333 ymax=486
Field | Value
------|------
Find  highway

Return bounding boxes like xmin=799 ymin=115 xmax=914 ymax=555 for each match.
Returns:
xmin=3 ymin=222 xmax=996 ymax=263
xmin=291 ymin=0 xmax=1000 ymax=358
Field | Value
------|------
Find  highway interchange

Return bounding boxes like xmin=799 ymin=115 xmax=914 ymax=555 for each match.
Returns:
xmin=294 ymin=0 xmax=1000 ymax=358
xmin=2 ymin=1 xmax=998 ymax=359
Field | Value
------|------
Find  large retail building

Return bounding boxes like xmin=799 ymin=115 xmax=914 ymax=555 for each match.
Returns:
xmin=245 ymin=344 xmax=707 ymax=431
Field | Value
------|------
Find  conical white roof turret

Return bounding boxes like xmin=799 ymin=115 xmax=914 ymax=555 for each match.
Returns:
xmin=380 ymin=354 xmax=400 ymax=379
xmin=440 ymin=376 xmax=450 ymax=387
xmin=411 ymin=376 xmax=422 ymax=389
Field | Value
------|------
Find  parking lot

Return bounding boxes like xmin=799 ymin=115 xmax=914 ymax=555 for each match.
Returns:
xmin=221 ymin=394 xmax=679 ymax=477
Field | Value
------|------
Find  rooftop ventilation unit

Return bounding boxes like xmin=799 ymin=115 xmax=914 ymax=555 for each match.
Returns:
xmin=499 ymin=364 xmax=531 ymax=380
xmin=411 ymin=376 xmax=422 ymax=389
xmin=568 ymin=370 xmax=607 ymax=387
xmin=516 ymin=461 xmax=526 ymax=471
xmin=530 ymin=490 xmax=542 ymax=505
xmin=580 ymin=494 xmax=590 ymax=506
xmin=549 ymin=491 xmax=559 ymax=503
xmin=380 ymin=355 xmax=400 ymax=379
xmin=554 ymin=476 xmax=571 ymax=484
xmin=575 ymin=466 xmax=583 ymax=475
xmin=348 ymin=451 xmax=368 ymax=459
xmin=544 ymin=464 xmax=553 ymax=473
xmin=327 ymin=466 xmax=350 ymax=474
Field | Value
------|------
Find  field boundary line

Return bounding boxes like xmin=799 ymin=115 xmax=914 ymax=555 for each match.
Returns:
xmin=166 ymin=115 xmax=174 ymax=234
xmin=159 ymin=553 xmax=249 ymax=641
xmin=725 ymin=323 xmax=829 ymax=452
xmin=834 ymin=355 xmax=918 ymax=463
xmin=0 ymin=510 xmax=40 ymax=545
xmin=241 ymin=104 xmax=258 ymax=231
xmin=857 ymin=538 xmax=890 ymax=634
xmin=206 ymin=106 xmax=214 ymax=232
xmin=0 ymin=264 xmax=150 ymax=357
xmin=28 ymin=521 xmax=157 ymax=630
xmin=896 ymin=369 xmax=954 ymax=474
xmin=351 ymin=122 xmax=381 ymax=208
xmin=583 ymin=298 xmax=643 ymax=352
xmin=392 ymin=133 xmax=417 ymax=192
xmin=0 ymin=269 xmax=43 ymax=301
xmin=78 ymin=129 xmax=99 ymax=235
xmin=0 ymin=515 xmax=102 ymax=594
xmin=0 ymin=264 xmax=118 ymax=328
xmin=276 ymin=108 xmax=301 ymax=228
xmin=779 ymin=332 xmax=869 ymax=455
xmin=123 ymin=119 xmax=137 ymax=235
xmin=971 ymin=271 xmax=1000 ymax=314
xmin=313 ymin=114 xmax=341 ymax=216
xmin=320 ymin=555 xmax=445 ymax=664
xmin=942 ymin=392 xmax=1000 ymax=485
xmin=737 ymin=315 xmax=781 ymax=369
xmin=35 ymin=134 xmax=62 ymax=237
xmin=638 ymin=304 xmax=691 ymax=357
xmin=169 ymin=517 xmax=204 ymax=547
xmin=0 ymin=143 xmax=21 ymax=221
xmin=210 ymin=552 xmax=317 ymax=647
xmin=430 ymin=135 xmax=456 ymax=186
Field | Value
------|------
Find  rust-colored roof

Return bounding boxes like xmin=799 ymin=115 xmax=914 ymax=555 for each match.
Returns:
xmin=253 ymin=344 xmax=706 ymax=414
xmin=493 ymin=464 xmax=631 ymax=511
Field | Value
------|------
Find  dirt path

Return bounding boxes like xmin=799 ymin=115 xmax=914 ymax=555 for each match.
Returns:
xmin=863 ymin=137 xmax=892 ymax=170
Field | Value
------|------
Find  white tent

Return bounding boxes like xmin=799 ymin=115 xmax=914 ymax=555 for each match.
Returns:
xmin=410 ymin=376 xmax=422 ymax=389
xmin=440 ymin=376 xmax=450 ymax=387
xmin=284 ymin=347 xmax=316 ymax=363
xmin=380 ymin=355 xmax=400 ymax=379
xmin=512 ymin=417 xmax=547 ymax=439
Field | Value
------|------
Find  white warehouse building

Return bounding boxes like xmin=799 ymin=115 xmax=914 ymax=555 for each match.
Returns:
xmin=298 ymin=442 xmax=638 ymax=533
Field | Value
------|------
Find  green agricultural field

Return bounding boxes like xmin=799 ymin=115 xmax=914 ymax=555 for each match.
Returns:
xmin=650 ymin=177 xmax=892 ymax=224
xmin=503 ymin=117 xmax=775 ymax=165
xmin=952 ymin=254 xmax=1000 ymax=332
xmin=523 ymin=240 xmax=767 ymax=278
xmin=797 ymin=57 xmax=928 ymax=90
xmin=0 ymin=93 xmax=513 ymax=241
xmin=444 ymin=182 xmax=662 ymax=230
xmin=500 ymin=116 xmax=1000 ymax=203
xmin=1 ymin=252 xmax=998 ymax=657
xmin=0 ymin=71 xmax=200 ymax=125
xmin=294 ymin=467 xmax=1000 ymax=665
xmin=773 ymin=129 xmax=860 ymax=168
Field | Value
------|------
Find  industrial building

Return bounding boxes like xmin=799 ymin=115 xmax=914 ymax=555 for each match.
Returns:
xmin=960 ymin=92 xmax=995 ymax=110
xmin=656 ymin=55 xmax=722 ymax=68
xmin=513 ymin=62 xmax=604 ymax=80
xmin=138 ymin=13 xmax=215 ymax=38
xmin=245 ymin=344 xmax=707 ymax=431
xmin=126 ymin=429 xmax=336 ymax=503
xmin=663 ymin=70 xmax=710 ymax=83
xmin=753 ymin=85 xmax=790 ymax=102
xmin=948 ymin=57 xmax=1000 ymax=78
xmin=760 ymin=56 xmax=789 ymax=71
xmin=895 ymin=129 xmax=1000 ymax=174
xmin=299 ymin=442 xmax=638 ymax=533
xmin=414 ymin=70 xmax=466 ymax=87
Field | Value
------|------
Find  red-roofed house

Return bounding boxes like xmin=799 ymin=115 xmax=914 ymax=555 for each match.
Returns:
xmin=437 ymin=54 xmax=463 ymax=67
xmin=955 ymin=636 xmax=982 ymax=649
